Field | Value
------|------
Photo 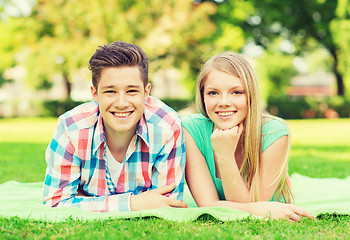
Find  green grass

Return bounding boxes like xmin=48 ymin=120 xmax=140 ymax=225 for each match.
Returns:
xmin=0 ymin=118 xmax=57 ymax=183
xmin=0 ymin=118 xmax=349 ymax=239
xmin=288 ymin=119 xmax=350 ymax=178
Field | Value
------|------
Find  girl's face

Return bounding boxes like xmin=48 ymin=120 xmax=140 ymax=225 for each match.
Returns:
xmin=203 ymin=69 xmax=248 ymax=130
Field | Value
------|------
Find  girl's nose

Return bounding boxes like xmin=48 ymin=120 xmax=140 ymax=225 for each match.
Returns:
xmin=218 ymin=94 xmax=231 ymax=107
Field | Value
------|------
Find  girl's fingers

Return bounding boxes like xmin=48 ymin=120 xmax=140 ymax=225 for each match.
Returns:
xmin=293 ymin=206 xmax=314 ymax=219
xmin=288 ymin=212 xmax=302 ymax=222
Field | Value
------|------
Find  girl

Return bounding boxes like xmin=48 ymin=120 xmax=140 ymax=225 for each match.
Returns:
xmin=183 ymin=51 xmax=313 ymax=221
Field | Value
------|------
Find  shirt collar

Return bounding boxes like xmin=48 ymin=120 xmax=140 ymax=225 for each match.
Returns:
xmin=92 ymin=112 xmax=150 ymax=154
xmin=92 ymin=113 xmax=106 ymax=154
xmin=135 ymin=114 xmax=149 ymax=148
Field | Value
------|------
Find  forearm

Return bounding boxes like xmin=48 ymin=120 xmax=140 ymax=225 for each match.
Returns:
xmin=217 ymin=158 xmax=250 ymax=202
xmin=197 ymin=198 xmax=261 ymax=216
xmin=156 ymin=127 xmax=186 ymax=200
xmin=154 ymin=159 xmax=185 ymax=200
xmin=44 ymin=188 xmax=132 ymax=212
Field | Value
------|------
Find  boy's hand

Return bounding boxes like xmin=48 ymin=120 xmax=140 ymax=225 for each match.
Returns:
xmin=130 ymin=183 xmax=188 ymax=211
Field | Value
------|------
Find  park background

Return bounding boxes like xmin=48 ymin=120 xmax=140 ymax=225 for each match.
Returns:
xmin=0 ymin=0 xmax=350 ymax=118
xmin=0 ymin=0 xmax=349 ymax=239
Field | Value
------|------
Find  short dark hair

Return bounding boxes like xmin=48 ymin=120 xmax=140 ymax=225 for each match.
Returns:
xmin=89 ymin=41 xmax=149 ymax=89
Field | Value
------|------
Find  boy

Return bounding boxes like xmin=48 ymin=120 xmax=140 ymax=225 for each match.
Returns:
xmin=43 ymin=41 xmax=187 ymax=212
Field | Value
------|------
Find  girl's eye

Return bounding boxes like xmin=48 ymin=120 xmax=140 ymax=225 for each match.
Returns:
xmin=233 ymin=90 xmax=244 ymax=95
xmin=207 ymin=91 xmax=218 ymax=96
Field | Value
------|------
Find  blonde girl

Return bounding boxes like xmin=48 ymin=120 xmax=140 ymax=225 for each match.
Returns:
xmin=183 ymin=51 xmax=313 ymax=221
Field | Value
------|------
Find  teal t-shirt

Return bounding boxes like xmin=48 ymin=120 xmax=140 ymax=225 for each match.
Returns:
xmin=182 ymin=113 xmax=289 ymax=201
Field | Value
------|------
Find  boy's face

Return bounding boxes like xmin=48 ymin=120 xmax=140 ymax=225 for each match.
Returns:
xmin=91 ymin=66 xmax=150 ymax=137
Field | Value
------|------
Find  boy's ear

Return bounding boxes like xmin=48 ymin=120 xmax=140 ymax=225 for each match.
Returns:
xmin=91 ymin=86 xmax=98 ymax=102
xmin=144 ymin=83 xmax=151 ymax=100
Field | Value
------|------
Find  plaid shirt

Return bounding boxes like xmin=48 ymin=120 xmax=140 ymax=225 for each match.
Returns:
xmin=43 ymin=96 xmax=186 ymax=212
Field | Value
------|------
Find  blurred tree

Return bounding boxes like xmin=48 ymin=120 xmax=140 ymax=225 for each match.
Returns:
xmin=256 ymin=49 xmax=297 ymax=99
xmin=197 ymin=0 xmax=254 ymax=53
xmin=246 ymin=0 xmax=349 ymax=96
xmin=330 ymin=0 xmax=350 ymax=98
xmin=0 ymin=16 xmax=33 ymax=86
xmin=5 ymin=0 xmax=216 ymax=99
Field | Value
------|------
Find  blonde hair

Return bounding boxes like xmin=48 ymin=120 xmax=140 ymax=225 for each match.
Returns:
xmin=196 ymin=51 xmax=293 ymax=203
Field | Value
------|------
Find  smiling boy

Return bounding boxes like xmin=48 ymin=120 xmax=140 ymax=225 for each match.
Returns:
xmin=43 ymin=41 xmax=187 ymax=211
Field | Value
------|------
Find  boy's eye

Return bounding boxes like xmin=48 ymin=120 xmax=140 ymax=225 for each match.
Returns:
xmin=127 ymin=89 xmax=139 ymax=94
xmin=104 ymin=90 xmax=115 ymax=94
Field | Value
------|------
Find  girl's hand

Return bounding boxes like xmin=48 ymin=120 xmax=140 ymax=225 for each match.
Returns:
xmin=249 ymin=202 xmax=314 ymax=222
xmin=210 ymin=122 xmax=243 ymax=163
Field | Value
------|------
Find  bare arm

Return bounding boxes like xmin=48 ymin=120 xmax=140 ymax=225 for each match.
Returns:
xmin=210 ymin=124 xmax=250 ymax=202
xmin=260 ymin=135 xmax=290 ymax=201
xmin=131 ymin=123 xmax=188 ymax=211
xmin=184 ymin=129 xmax=313 ymax=221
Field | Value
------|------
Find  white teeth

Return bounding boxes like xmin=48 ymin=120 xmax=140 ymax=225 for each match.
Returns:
xmin=114 ymin=112 xmax=130 ymax=117
xmin=218 ymin=111 xmax=234 ymax=116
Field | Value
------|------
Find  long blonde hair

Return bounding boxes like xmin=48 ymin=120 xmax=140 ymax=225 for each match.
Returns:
xmin=196 ymin=51 xmax=293 ymax=203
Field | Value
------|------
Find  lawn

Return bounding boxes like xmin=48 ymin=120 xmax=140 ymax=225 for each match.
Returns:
xmin=0 ymin=118 xmax=349 ymax=239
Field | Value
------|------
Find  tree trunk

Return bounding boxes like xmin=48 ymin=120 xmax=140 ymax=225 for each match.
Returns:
xmin=329 ymin=48 xmax=344 ymax=96
xmin=62 ymin=71 xmax=72 ymax=100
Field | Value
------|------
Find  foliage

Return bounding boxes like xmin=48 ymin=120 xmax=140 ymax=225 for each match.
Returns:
xmin=267 ymin=96 xmax=311 ymax=119
xmin=160 ymin=98 xmax=193 ymax=112
xmin=0 ymin=17 xmax=31 ymax=86
xmin=256 ymin=49 xmax=298 ymax=100
xmin=42 ymin=99 xmax=86 ymax=117
xmin=4 ymin=0 xmax=216 ymax=99
xmin=330 ymin=18 xmax=350 ymax=98
xmin=245 ymin=0 xmax=350 ymax=96
xmin=205 ymin=0 xmax=254 ymax=53
xmin=1 ymin=0 xmax=350 ymax=116
xmin=267 ymin=95 xmax=350 ymax=119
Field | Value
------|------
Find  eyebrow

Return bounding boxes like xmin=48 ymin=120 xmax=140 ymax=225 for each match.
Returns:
xmin=101 ymin=85 xmax=143 ymax=89
xmin=205 ymin=85 xmax=244 ymax=90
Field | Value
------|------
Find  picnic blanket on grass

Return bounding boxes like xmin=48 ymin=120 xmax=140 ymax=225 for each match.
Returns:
xmin=0 ymin=174 xmax=349 ymax=222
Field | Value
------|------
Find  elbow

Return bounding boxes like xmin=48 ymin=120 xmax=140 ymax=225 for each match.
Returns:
xmin=225 ymin=196 xmax=250 ymax=203
xmin=43 ymin=199 xmax=59 ymax=208
xmin=195 ymin=199 xmax=219 ymax=208
xmin=43 ymin=195 xmax=62 ymax=208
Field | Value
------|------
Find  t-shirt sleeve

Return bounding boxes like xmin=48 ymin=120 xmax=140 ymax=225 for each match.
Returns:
xmin=261 ymin=118 xmax=289 ymax=152
xmin=182 ymin=114 xmax=211 ymax=155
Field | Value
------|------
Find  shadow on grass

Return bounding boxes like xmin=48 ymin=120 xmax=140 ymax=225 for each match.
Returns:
xmin=317 ymin=213 xmax=350 ymax=221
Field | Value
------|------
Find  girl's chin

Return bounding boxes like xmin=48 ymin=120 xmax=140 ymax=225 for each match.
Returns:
xmin=215 ymin=124 xmax=236 ymax=130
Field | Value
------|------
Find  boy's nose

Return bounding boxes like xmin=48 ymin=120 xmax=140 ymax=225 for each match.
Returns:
xmin=114 ymin=94 xmax=128 ymax=109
